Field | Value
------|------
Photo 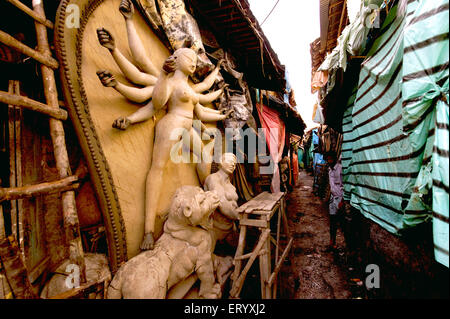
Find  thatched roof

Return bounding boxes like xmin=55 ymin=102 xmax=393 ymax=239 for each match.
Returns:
xmin=319 ymin=0 xmax=349 ymax=54
xmin=188 ymin=0 xmax=286 ymax=92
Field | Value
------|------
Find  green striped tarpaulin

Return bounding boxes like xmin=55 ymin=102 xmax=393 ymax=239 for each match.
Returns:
xmin=342 ymin=0 xmax=449 ymax=267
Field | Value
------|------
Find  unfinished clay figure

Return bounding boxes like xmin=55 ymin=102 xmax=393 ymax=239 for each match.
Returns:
xmin=106 ymin=186 xmax=221 ymax=299
xmin=96 ymin=0 xmax=232 ymax=251
xmin=204 ymin=153 xmax=239 ymax=250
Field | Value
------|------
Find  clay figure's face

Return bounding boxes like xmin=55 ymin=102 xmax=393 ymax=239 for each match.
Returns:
xmin=220 ymin=154 xmax=237 ymax=175
xmin=188 ymin=190 xmax=220 ymax=230
xmin=176 ymin=48 xmax=197 ymax=75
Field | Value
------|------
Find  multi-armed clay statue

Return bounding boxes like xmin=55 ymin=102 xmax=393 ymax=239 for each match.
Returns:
xmin=96 ymin=0 xmax=233 ymax=251
xmin=106 ymin=186 xmax=222 ymax=299
xmin=203 ymin=153 xmax=239 ymax=251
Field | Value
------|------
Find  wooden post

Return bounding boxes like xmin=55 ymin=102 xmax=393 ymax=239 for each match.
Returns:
xmin=32 ymin=0 xmax=86 ymax=284
xmin=0 ymin=204 xmax=5 ymax=241
xmin=231 ymin=224 xmax=247 ymax=283
xmin=272 ymin=199 xmax=282 ymax=298
xmin=7 ymin=80 xmax=22 ymax=252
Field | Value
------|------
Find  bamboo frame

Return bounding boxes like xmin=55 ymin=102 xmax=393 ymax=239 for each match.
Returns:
xmin=0 ymin=30 xmax=58 ymax=69
xmin=33 ymin=0 xmax=86 ymax=284
xmin=0 ymin=90 xmax=68 ymax=120
xmin=6 ymin=0 xmax=54 ymax=29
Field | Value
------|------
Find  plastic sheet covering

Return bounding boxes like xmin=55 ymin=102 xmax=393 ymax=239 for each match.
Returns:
xmin=256 ymin=103 xmax=286 ymax=193
xmin=318 ymin=0 xmax=385 ymax=95
xmin=341 ymin=1 xmax=449 ymax=267
xmin=401 ymin=0 xmax=449 ymax=267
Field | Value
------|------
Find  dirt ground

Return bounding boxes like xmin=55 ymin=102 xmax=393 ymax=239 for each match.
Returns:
xmin=280 ymin=169 xmax=355 ymax=299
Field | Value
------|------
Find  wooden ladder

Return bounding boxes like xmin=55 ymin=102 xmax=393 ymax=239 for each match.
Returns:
xmin=0 ymin=0 xmax=86 ymax=298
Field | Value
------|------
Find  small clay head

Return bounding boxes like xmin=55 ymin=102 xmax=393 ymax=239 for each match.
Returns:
xmin=220 ymin=153 xmax=237 ymax=175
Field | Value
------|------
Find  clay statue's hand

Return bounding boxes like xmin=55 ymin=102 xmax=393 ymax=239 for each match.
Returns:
xmin=140 ymin=232 xmax=155 ymax=251
xmin=97 ymin=28 xmax=115 ymax=51
xmin=113 ymin=117 xmax=131 ymax=130
xmin=96 ymin=70 xmax=117 ymax=88
xmin=224 ymin=108 xmax=234 ymax=119
xmin=119 ymin=0 xmax=134 ymax=19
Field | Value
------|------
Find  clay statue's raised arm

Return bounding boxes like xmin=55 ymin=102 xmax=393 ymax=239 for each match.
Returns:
xmin=192 ymin=60 xmax=224 ymax=93
xmin=120 ymin=0 xmax=160 ymax=77
xmin=194 ymin=103 xmax=227 ymax=123
xmin=97 ymin=70 xmax=154 ymax=103
xmin=97 ymin=28 xmax=157 ymax=86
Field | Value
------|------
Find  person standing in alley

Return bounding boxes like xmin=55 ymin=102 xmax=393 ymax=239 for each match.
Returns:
xmin=325 ymin=151 xmax=343 ymax=250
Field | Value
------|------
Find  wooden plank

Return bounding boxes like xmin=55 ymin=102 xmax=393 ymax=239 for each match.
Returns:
xmin=0 ymin=91 xmax=68 ymax=120
xmin=239 ymin=218 xmax=267 ymax=228
xmin=5 ymin=0 xmax=54 ymax=29
xmin=0 ymin=30 xmax=58 ymax=69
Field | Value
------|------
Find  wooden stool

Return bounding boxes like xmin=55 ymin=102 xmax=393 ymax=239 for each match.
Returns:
xmin=230 ymin=192 xmax=293 ymax=299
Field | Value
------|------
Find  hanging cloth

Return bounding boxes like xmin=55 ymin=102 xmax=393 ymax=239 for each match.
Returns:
xmin=256 ymin=103 xmax=286 ymax=193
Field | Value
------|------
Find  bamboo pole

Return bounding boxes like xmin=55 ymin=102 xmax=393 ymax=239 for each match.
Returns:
xmin=0 ymin=29 xmax=58 ymax=69
xmin=337 ymin=0 xmax=347 ymax=39
xmin=7 ymin=81 xmax=20 ymax=249
xmin=5 ymin=0 xmax=54 ymax=29
xmin=0 ymin=175 xmax=80 ymax=203
xmin=0 ymin=205 xmax=5 ymax=240
xmin=32 ymin=0 xmax=86 ymax=284
xmin=234 ymin=249 xmax=267 ymax=261
xmin=0 ymin=90 xmax=68 ymax=120
xmin=267 ymin=238 xmax=293 ymax=287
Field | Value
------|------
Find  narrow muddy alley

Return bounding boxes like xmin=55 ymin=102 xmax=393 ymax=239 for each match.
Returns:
xmin=281 ymin=170 xmax=355 ymax=299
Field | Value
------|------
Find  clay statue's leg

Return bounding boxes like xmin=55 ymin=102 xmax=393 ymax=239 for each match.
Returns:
xmin=141 ymin=119 xmax=183 ymax=250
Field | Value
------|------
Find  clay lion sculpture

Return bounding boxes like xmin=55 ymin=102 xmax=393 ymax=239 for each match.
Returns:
xmin=106 ymin=186 xmax=222 ymax=299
